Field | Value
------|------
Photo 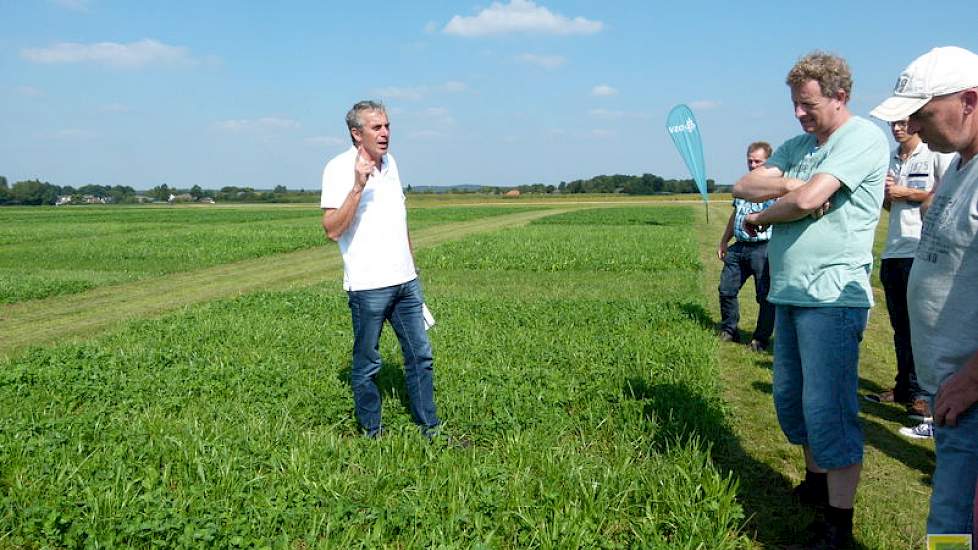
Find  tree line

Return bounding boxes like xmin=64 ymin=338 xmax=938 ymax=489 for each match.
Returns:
xmin=409 ymin=173 xmax=717 ymax=195
xmin=0 ymin=171 xmax=716 ymax=205
xmin=0 ymin=177 xmax=311 ymax=205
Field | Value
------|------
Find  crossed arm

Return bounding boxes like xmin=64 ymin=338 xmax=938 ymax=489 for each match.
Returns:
xmin=732 ymin=167 xmax=840 ymax=231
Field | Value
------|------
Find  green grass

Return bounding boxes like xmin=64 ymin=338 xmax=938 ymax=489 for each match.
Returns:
xmin=0 ymin=199 xmax=936 ymax=548
xmin=0 ymin=204 xmax=749 ymax=548
xmin=419 ymin=225 xmax=699 ymax=274
xmin=530 ymin=206 xmax=693 ymax=226
xmin=0 ymin=204 xmax=548 ymax=304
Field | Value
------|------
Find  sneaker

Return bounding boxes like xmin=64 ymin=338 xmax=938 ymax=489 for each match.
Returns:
xmin=899 ymin=422 xmax=934 ymax=439
xmin=906 ymin=398 xmax=932 ymax=422
xmin=748 ymin=339 xmax=767 ymax=352
xmin=863 ymin=389 xmax=896 ymax=404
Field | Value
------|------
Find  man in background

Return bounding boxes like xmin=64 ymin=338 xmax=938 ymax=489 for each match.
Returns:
xmin=872 ymin=45 xmax=978 ymax=543
xmin=865 ymin=117 xmax=952 ymax=437
xmin=717 ymin=141 xmax=776 ymax=352
xmin=733 ymin=51 xmax=888 ymax=549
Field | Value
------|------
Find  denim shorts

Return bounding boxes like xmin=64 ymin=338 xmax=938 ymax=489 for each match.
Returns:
xmin=772 ymin=305 xmax=868 ymax=470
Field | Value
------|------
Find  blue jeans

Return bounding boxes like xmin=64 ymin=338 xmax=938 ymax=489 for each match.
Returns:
xmin=347 ymin=278 xmax=439 ymax=437
xmin=928 ymin=400 xmax=978 ymax=537
xmin=718 ymin=241 xmax=775 ymax=345
xmin=772 ymin=305 xmax=867 ymax=470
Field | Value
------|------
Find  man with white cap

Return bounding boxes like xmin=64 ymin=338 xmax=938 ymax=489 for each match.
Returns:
xmin=871 ymin=45 xmax=978 ymax=541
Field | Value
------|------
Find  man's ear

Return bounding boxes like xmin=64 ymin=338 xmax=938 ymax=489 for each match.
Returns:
xmin=961 ymin=89 xmax=977 ymax=116
xmin=350 ymin=128 xmax=362 ymax=145
xmin=834 ymin=88 xmax=848 ymax=106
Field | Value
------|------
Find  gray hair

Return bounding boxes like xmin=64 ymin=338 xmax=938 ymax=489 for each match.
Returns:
xmin=345 ymin=100 xmax=387 ymax=144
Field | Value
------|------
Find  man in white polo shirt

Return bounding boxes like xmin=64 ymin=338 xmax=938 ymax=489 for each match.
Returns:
xmin=321 ymin=100 xmax=439 ymax=439
xmin=864 ymin=118 xmax=952 ymax=430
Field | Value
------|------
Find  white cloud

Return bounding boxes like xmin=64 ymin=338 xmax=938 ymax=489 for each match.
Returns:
xmin=588 ymin=108 xmax=624 ymax=119
xmin=374 ymin=81 xmax=467 ymax=101
xmin=16 ymin=85 xmax=43 ymax=97
xmin=374 ymin=86 xmax=426 ymax=101
xmin=689 ymin=100 xmax=720 ymax=110
xmin=54 ymin=128 xmax=96 ymax=140
xmin=305 ymin=136 xmax=346 ymax=147
xmin=439 ymin=81 xmax=467 ymax=93
xmin=421 ymin=106 xmax=456 ymax=126
xmin=591 ymin=84 xmax=618 ymax=97
xmin=21 ymin=39 xmax=194 ymax=68
xmin=516 ymin=53 xmax=566 ymax=70
xmin=216 ymin=117 xmax=300 ymax=131
xmin=409 ymin=130 xmax=447 ymax=140
xmin=444 ymin=0 xmax=603 ymax=37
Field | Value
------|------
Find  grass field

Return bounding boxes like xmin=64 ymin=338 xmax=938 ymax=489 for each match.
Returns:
xmin=0 ymin=198 xmax=934 ymax=548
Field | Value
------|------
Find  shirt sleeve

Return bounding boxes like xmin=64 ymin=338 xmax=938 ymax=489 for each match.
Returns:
xmin=814 ymin=124 xmax=889 ymax=192
xmin=933 ymin=152 xmax=956 ymax=182
xmin=320 ymin=155 xmax=354 ymax=209
xmin=766 ymin=135 xmax=806 ymax=175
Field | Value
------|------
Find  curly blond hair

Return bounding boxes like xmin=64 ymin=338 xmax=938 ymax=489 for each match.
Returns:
xmin=786 ymin=51 xmax=852 ymax=102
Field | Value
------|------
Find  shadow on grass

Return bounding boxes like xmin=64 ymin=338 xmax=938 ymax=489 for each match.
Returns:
xmin=337 ymin=353 xmax=414 ymax=431
xmin=624 ymin=378 xmax=841 ymax=548
xmin=674 ymin=301 xmax=716 ymax=331
xmin=750 ymin=380 xmax=936 ymax=479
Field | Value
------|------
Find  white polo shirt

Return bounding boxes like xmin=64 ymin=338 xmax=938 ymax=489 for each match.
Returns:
xmin=882 ymin=142 xmax=954 ymax=259
xmin=321 ymin=146 xmax=417 ymax=291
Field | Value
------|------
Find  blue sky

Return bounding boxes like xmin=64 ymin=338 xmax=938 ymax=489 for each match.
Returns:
xmin=3 ymin=0 xmax=977 ymax=191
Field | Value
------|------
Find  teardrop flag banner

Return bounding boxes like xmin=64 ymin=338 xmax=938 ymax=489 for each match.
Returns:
xmin=666 ymin=104 xmax=710 ymax=222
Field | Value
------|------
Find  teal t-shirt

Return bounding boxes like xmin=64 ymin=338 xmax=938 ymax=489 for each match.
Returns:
xmin=765 ymin=116 xmax=888 ymax=307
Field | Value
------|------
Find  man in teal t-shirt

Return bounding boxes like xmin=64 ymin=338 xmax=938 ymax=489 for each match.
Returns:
xmin=732 ymin=51 xmax=888 ymax=549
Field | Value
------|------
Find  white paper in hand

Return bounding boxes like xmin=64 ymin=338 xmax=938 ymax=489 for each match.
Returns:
xmin=422 ymin=303 xmax=436 ymax=331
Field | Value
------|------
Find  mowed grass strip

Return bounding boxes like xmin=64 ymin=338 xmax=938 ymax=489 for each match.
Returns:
xmin=0 ymin=205 xmax=750 ymax=548
xmin=0 ymin=204 xmax=546 ymax=304
xmin=0 ymin=207 xmax=565 ymax=358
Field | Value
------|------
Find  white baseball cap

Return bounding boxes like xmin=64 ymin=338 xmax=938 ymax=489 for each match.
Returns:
xmin=870 ymin=46 xmax=978 ymax=122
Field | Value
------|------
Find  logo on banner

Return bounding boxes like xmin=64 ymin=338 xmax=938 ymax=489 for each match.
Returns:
xmin=668 ymin=118 xmax=697 ymax=134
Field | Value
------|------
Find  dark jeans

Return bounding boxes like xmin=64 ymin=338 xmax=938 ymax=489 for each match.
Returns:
xmin=347 ymin=278 xmax=440 ymax=437
xmin=718 ymin=241 xmax=775 ymax=345
xmin=880 ymin=258 xmax=923 ymax=402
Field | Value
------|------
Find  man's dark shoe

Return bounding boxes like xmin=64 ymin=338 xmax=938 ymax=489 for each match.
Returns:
xmin=717 ymin=331 xmax=740 ymax=343
xmin=863 ymin=389 xmax=895 ymax=403
xmin=748 ymin=339 xmax=767 ymax=352
xmin=795 ymin=519 xmax=852 ymax=549
xmin=906 ymin=398 xmax=932 ymax=422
